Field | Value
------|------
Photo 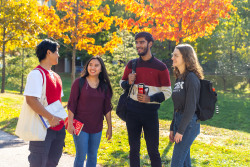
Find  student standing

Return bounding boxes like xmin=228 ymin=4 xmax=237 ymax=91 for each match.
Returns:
xmin=24 ymin=39 xmax=65 ymax=167
xmin=67 ymin=56 xmax=113 ymax=167
xmin=120 ymin=32 xmax=172 ymax=167
xmin=169 ymin=44 xmax=204 ymax=167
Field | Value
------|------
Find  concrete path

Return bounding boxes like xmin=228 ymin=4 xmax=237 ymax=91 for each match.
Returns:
xmin=0 ymin=130 xmax=75 ymax=167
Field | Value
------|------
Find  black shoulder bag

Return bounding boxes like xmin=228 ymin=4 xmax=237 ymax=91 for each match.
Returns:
xmin=116 ymin=59 xmax=137 ymax=122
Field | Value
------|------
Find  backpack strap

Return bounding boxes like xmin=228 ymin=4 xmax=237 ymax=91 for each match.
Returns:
xmin=33 ymin=68 xmax=47 ymax=105
xmin=103 ymin=82 xmax=108 ymax=94
xmin=34 ymin=68 xmax=46 ymax=86
xmin=131 ymin=58 xmax=137 ymax=74
xmin=77 ymin=77 xmax=86 ymax=101
xmin=79 ymin=77 xmax=85 ymax=94
xmin=128 ymin=58 xmax=137 ymax=96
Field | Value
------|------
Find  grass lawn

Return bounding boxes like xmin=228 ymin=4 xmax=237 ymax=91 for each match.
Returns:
xmin=0 ymin=73 xmax=249 ymax=166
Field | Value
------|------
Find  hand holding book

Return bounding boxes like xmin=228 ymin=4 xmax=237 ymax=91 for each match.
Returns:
xmin=66 ymin=122 xmax=75 ymax=135
xmin=39 ymin=100 xmax=68 ymax=128
xmin=49 ymin=116 xmax=64 ymax=128
xmin=65 ymin=117 xmax=84 ymax=136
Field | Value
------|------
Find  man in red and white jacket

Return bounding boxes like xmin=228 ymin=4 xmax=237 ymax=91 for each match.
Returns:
xmin=24 ymin=39 xmax=65 ymax=167
xmin=120 ymin=32 xmax=172 ymax=167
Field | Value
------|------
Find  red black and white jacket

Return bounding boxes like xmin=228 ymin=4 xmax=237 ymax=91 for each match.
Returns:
xmin=120 ymin=56 xmax=172 ymax=109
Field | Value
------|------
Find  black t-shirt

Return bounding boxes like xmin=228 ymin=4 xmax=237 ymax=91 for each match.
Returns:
xmin=170 ymin=72 xmax=200 ymax=134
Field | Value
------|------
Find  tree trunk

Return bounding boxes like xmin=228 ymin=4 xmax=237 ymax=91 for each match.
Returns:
xmin=178 ymin=18 xmax=183 ymax=43
xmin=179 ymin=38 xmax=183 ymax=44
xmin=221 ymin=76 xmax=227 ymax=92
xmin=71 ymin=0 xmax=79 ymax=85
xmin=124 ymin=36 xmax=127 ymax=63
xmin=168 ymin=41 xmax=171 ymax=51
xmin=20 ymin=48 xmax=24 ymax=94
xmin=1 ymin=28 xmax=6 ymax=93
xmin=71 ymin=44 xmax=76 ymax=83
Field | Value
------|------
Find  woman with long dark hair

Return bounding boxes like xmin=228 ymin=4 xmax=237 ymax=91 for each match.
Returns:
xmin=67 ymin=56 xmax=113 ymax=167
xmin=169 ymin=44 xmax=204 ymax=167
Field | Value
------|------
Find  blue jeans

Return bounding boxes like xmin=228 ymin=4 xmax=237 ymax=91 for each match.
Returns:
xmin=73 ymin=131 xmax=102 ymax=167
xmin=171 ymin=112 xmax=200 ymax=167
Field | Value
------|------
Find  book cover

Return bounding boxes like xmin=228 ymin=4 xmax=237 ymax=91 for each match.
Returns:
xmin=40 ymin=100 xmax=68 ymax=128
xmin=65 ymin=117 xmax=84 ymax=136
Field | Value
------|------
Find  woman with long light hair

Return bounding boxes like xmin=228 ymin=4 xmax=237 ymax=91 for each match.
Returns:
xmin=169 ymin=44 xmax=204 ymax=167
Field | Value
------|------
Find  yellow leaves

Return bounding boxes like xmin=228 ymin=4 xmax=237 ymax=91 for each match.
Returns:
xmin=0 ymin=0 xmax=45 ymax=49
xmin=99 ymin=5 xmax=110 ymax=16
xmin=73 ymin=32 xmax=122 ymax=56
xmin=104 ymin=32 xmax=122 ymax=54
xmin=62 ymin=35 xmax=71 ymax=45
xmin=40 ymin=0 xmax=119 ymax=54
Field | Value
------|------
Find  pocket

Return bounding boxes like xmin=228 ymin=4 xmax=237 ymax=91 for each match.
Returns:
xmin=195 ymin=121 xmax=201 ymax=135
xmin=188 ymin=117 xmax=200 ymax=136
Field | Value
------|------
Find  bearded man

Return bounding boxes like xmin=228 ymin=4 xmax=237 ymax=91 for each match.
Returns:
xmin=120 ymin=32 xmax=172 ymax=167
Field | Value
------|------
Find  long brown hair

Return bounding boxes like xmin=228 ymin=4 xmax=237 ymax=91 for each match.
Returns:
xmin=81 ymin=56 xmax=113 ymax=97
xmin=173 ymin=44 xmax=204 ymax=80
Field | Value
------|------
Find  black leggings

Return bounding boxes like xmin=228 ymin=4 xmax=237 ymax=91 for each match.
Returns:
xmin=126 ymin=110 xmax=161 ymax=167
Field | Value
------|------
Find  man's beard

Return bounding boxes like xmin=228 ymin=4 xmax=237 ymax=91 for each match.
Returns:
xmin=137 ymin=44 xmax=149 ymax=57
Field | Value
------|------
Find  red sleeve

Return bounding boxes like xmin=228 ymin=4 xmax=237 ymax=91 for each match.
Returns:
xmin=159 ymin=68 xmax=171 ymax=87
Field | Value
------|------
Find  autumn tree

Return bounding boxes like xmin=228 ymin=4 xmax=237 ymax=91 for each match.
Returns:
xmin=39 ymin=0 xmax=122 ymax=83
xmin=104 ymin=30 xmax=137 ymax=107
xmin=0 ymin=0 xmax=44 ymax=93
xmin=195 ymin=0 xmax=249 ymax=91
xmin=6 ymin=49 xmax=38 ymax=94
xmin=115 ymin=0 xmax=235 ymax=43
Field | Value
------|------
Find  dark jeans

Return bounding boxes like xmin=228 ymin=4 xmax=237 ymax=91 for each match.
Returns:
xmin=126 ymin=109 xmax=161 ymax=167
xmin=171 ymin=112 xmax=200 ymax=167
xmin=28 ymin=127 xmax=66 ymax=167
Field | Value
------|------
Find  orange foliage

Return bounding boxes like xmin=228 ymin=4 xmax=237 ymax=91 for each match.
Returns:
xmin=115 ymin=0 xmax=236 ymax=43
xmin=39 ymin=0 xmax=122 ymax=55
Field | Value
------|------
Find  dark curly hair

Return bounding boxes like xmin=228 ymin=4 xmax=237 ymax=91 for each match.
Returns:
xmin=135 ymin=32 xmax=154 ymax=44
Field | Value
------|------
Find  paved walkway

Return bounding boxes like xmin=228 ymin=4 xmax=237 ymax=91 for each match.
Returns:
xmin=0 ymin=130 xmax=75 ymax=167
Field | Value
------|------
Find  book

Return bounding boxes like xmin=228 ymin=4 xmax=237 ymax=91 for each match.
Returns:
xmin=39 ymin=100 xmax=68 ymax=128
xmin=64 ymin=117 xmax=84 ymax=136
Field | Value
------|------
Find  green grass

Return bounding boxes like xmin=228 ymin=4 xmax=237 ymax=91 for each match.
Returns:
xmin=0 ymin=73 xmax=249 ymax=166
xmin=0 ymin=93 xmax=249 ymax=166
xmin=58 ymin=72 xmax=75 ymax=102
xmin=0 ymin=94 xmax=24 ymax=133
xmin=158 ymin=91 xmax=250 ymax=134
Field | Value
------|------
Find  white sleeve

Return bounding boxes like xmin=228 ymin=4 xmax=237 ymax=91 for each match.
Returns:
xmin=23 ymin=70 xmax=43 ymax=98
xmin=61 ymin=88 xmax=64 ymax=97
